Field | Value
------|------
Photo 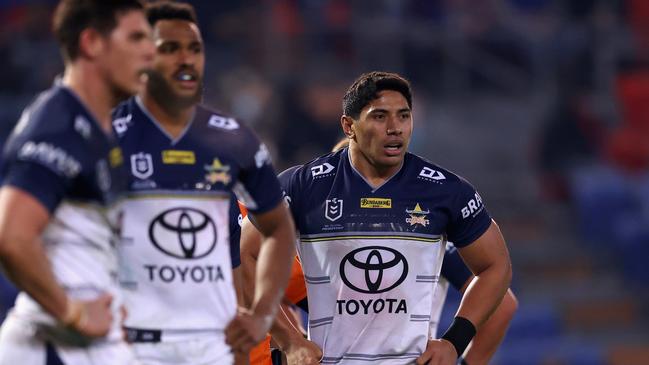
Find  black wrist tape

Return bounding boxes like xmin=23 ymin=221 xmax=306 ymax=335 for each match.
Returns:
xmin=441 ymin=316 xmax=476 ymax=358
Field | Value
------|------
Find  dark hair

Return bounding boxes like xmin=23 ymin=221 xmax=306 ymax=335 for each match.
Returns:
xmin=53 ymin=0 xmax=145 ymax=62
xmin=145 ymin=1 xmax=198 ymax=26
xmin=342 ymin=71 xmax=413 ymax=119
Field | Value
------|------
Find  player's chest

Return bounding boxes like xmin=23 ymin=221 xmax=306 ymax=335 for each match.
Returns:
xmin=298 ymin=189 xmax=450 ymax=236
xmin=120 ymin=142 xmax=239 ymax=192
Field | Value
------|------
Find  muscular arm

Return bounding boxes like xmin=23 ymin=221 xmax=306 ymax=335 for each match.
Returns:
xmin=0 ymin=187 xmax=113 ymax=337
xmin=456 ymin=220 xmax=512 ymax=329
xmin=248 ymin=203 xmax=296 ymax=322
xmin=226 ymin=203 xmax=296 ymax=352
xmin=240 ymin=217 xmax=321 ymax=364
xmin=462 ymin=288 xmax=517 ymax=365
xmin=418 ymin=222 xmax=512 ymax=365
xmin=0 ymin=187 xmax=67 ymax=320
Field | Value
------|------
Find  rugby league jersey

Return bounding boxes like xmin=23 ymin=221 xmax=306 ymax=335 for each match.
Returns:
xmin=279 ymin=148 xmax=491 ymax=364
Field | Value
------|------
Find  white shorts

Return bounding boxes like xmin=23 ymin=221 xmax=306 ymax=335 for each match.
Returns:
xmin=131 ymin=332 xmax=233 ymax=365
xmin=0 ymin=311 xmax=139 ymax=365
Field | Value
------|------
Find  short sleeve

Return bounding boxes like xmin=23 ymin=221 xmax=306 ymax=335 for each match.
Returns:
xmin=1 ymin=160 xmax=72 ymax=213
xmin=440 ymin=242 xmax=473 ymax=290
xmin=446 ymin=178 xmax=492 ymax=247
xmin=234 ymin=140 xmax=283 ymax=214
xmin=277 ymin=165 xmax=302 ymax=219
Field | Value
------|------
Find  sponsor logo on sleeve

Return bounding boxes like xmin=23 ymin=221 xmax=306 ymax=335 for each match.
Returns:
xmin=418 ymin=167 xmax=446 ymax=182
xmin=112 ymin=114 xmax=132 ymax=136
xmin=254 ymin=144 xmax=271 ymax=168
xmin=461 ymin=192 xmax=484 ymax=219
xmin=74 ymin=116 xmax=91 ymax=140
xmin=208 ymin=115 xmax=239 ymax=130
xmin=282 ymin=191 xmax=292 ymax=206
xmin=324 ymin=198 xmax=343 ymax=221
xmin=405 ymin=203 xmax=430 ymax=227
xmin=162 ymin=150 xmax=195 ymax=165
xmin=311 ymin=162 xmax=335 ymax=178
xmin=130 ymin=152 xmax=153 ymax=180
xmin=360 ymin=197 xmax=392 ymax=209
xmin=18 ymin=141 xmax=81 ymax=178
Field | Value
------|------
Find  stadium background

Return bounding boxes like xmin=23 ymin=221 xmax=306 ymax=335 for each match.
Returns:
xmin=0 ymin=0 xmax=648 ymax=364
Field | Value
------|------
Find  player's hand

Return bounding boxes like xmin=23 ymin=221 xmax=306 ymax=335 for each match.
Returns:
xmin=415 ymin=339 xmax=457 ymax=365
xmin=225 ymin=307 xmax=273 ymax=354
xmin=233 ymin=350 xmax=250 ymax=365
xmin=284 ymin=337 xmax=322 ymax=365
xmin=64 ymin=293 xmax=114 ymax=337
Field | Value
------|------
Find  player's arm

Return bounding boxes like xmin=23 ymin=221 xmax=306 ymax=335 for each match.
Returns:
xmin=441 ymin=245 xmax=517 ymax=365
xmin=461 ymin=287 xmax=517 ymax=365
xmin=270 ymin=301 xmax=321 ymax=365
xmin=455 ymin=221 xmax=511 ymax=333
xmin=240 ymin=217 xmax=321 ymax=365
xmin=418 ymin=221 xmax=511 ymax=365
xmin=0 ymin=187 xmax=112 ymax=336
xmin=226 ymin=202 xmax=296 ymax=353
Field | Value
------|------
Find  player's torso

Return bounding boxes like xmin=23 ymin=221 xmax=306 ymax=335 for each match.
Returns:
xmin=5 ymin=86 xmax=127 ymax=340
xmin=292 ymin=151 xmax=453 ymax=364
xmin=113 ymin=99 xmax=241 ymax=331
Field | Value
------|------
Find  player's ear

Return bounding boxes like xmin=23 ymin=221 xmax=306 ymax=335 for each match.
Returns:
xmin=78 ymin=28 xmax=105 ymax=59
xmin=341 ymin=115 xmax=355 ymax=139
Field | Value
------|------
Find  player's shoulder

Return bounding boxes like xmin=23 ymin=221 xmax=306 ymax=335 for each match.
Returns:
xmin=194 ymin=104 xmax=251 ymax=136
xmin=15 ymin=86 xmax=84 ymax=138
xmin=403 ymin=152 xmax=472 ymax=190
xmin=288 ymin=149 xmax=344 ymax=186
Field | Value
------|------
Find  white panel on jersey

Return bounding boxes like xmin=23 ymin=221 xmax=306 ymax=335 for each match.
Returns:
xmin=118 ymin=195 xmax=236 ymax=332
xmin=299 ymin=232 xmax=446 ymax=365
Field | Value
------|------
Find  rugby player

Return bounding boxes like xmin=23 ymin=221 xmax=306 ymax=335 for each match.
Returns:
xmin=0 ymin=1 xmax=153 ymax=364
xmin=246 ymin=71 xmax=512 ymax=365
xmin=242 ymin=208 xmax=518 ymax=365
xmin=111 ymin=1 xmax=295 ymax=363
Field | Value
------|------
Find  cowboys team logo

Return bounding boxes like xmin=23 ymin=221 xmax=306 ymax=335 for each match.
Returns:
xmin=405 ymin=203 xmax=430 ymax=227
xmin=131 ymin=152 xmax=153 ymax=180
xmin=204 ymin=158 xmax=231 ymax=185
xmin=325 ymin=198 xmax=343 ymax=221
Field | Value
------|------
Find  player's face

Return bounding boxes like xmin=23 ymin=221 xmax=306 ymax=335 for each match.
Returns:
xmin=147 ymin=19 xmax=205 ymax=107
xmin=352 ymin=90 xmax=413 ymax=170
xmin=100 ymin=10 xmax=154 ymax=100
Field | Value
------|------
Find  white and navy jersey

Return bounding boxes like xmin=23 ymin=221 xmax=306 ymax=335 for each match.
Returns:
xmin=0 ymin=85 xmax=127 ymax=341
xmin=429 ymin=242 xmax=472 ymax=338
xmin=112 ymin=97 xmax=281 ymax=333
xmin=280 ymin=148 xmax=491 ymax=364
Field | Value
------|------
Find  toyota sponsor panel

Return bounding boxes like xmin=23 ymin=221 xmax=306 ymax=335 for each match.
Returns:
xmin=118 ymin=196 xmax=232 ymax=289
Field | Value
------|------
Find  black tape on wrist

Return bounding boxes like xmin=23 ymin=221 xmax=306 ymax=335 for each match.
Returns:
xmin=441 ymin=316 xmax=476 ymax=358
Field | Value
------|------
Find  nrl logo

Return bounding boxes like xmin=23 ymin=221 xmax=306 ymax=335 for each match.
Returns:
xmin=325 ymin=198 xmax=343 ymax=222
xmin=131 ymin=152 xmax=153 ymax=180
xmin=204 ymin=158 xmax=231 ymax=185
xmin=405 ymin=203 xmax=430 ymax=227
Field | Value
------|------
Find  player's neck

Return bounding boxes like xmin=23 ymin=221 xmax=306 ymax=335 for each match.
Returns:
xmin=140 ymin=92 xmax=194 ymax=139
xmin=348 ymin=145 xmax=402 ymax=188
xmin=62 ymin=65 xmax=118 ymax=135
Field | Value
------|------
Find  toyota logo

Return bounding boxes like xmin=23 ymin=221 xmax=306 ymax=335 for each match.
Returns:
xmin=148 ymin=207 xmax=217 ymax=259
xmin=339 ymin=246 xmax=408 ymax=294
